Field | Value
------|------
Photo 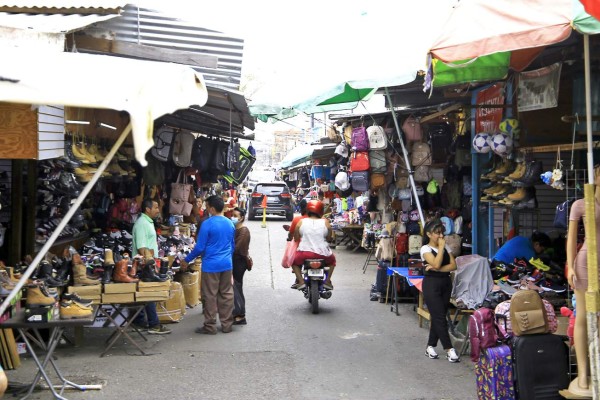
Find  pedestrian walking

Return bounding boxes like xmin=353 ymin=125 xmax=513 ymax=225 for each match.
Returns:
xmin=182 ymin=195 xmax=236 ymax=334
xmin=231 ymin=207 xmax=251 ymax=325
xmin=420 ymin=219 xmax=458 ymax=362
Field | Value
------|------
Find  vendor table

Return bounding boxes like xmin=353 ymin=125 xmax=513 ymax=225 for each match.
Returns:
xmin=338 ymin=225 xmax=364 ymax=252
xmin=94 ymin=302 xmax=149 ymax=357
xmin=2 ymin=310 xmax=95 ymax=400
xmin=387 ymin=267 xmax=423 ymax=317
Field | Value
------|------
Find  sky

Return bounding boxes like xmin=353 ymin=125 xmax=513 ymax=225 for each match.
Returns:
xmin=138 ymin=0 xmax=457 ymax=107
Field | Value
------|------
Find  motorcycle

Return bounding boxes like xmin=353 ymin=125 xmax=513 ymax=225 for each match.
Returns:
xmin=301 ymin=258 xmax=332 ymax=314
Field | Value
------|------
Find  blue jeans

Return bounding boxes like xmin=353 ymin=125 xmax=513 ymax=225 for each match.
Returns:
xmin=133 ymin=302 xmax=159 ymax=328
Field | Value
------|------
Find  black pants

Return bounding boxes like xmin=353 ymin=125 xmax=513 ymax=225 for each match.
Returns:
xmin=422 ymin=275 xmax=452 ymax=349
xmin=232 ymin=256 xmax=247 ymax=318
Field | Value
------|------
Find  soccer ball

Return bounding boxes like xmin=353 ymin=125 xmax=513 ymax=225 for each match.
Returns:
xmin=491 ymin=132 xmax=513 ymax=156
xmin=499 ymin=118 xmax=520 ymax=137
xmin=472 ymin=132 xmax=492 ymax=153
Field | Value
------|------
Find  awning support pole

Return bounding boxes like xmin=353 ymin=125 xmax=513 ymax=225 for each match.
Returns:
xmin=583 ymin=33 xmax=599 ymax=400
xmin=0 ymin=123 xmax=133 ymax=318
xmin=384 ymin=87 xmax=426 ymax=227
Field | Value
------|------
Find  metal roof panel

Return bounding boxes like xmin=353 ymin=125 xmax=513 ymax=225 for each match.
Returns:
xmin=0 ymin=11 xmax=120 ymax=33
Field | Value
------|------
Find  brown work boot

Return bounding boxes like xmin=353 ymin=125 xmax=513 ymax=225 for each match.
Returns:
xmin=113 ymin=259 xmax=139 ymax=283
xmin=59 ymin=300 xmax=93 ymax=319
xmin=72 ymin=262 xmax=100 ymax=286
xmin=26 ymin=283 xmax=56 ymax=307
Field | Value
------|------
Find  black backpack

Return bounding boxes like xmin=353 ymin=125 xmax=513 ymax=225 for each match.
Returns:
xmin=191 ymin=136 xmax=217 ymax=172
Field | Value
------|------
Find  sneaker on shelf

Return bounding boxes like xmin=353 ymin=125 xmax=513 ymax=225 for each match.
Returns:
xmin=425 ymin=346 xmax=439 ymax=359
xmin=538 ymin=279 xmax=567 ymax=293
xmin=529 ymin=257 xmax=551 ymax=272
xmin=447 ymin=348 xmax=460 ymax=363
xmin=507 ymin=271 xmax=525 ymax=284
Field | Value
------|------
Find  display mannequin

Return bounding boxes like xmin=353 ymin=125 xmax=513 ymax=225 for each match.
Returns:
xmin=565 ymin=165 xmax=600 ymax=397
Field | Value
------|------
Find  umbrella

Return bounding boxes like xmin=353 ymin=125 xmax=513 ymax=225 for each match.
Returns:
xmin=429 ymin=1 xmax=600 ymax=396
xmin=427 ymin=0 xmax=600 ymax=89
xmin=279 ymin=144 xmax=314 ymax=169
xmin=581 ymin=0 xmax=600 ymax=20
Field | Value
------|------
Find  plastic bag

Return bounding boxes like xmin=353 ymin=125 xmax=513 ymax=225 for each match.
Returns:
xmin=281 ymin=240 xmax=299 ymax=268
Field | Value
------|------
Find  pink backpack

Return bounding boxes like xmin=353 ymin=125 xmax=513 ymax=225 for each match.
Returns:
xmin=495 ymin=298 xmax=558 ymax=338
xmin=469 ymin=308 xmax=505 ymax=362
xmin=351 ymin=127 xmax=369 ymax=151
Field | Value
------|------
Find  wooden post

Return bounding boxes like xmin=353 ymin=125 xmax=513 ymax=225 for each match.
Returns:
xmin=9 ymin=160 xmax=23 ymax=265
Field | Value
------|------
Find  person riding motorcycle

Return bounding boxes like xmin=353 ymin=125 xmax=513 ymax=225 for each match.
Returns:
xmin=292 ymin=200 xmax=335 ymax=290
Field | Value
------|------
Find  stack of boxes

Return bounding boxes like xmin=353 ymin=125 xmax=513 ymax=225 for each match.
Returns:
xmin=68 ymin=281 xmax=171 ymax=304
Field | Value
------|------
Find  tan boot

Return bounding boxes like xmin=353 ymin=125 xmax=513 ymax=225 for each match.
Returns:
xmin=26 ymin=283 xmax=56 ymax=307
xmin=59 ymin=300 xmax=93 ymax=319
xmin=72 ymin=262 xmax=100 ymax=286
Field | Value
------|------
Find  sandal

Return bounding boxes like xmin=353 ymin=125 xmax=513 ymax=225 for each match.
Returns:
xmin=323 ymin=282 xmax=333 ymax=290
xmin=291 ymin=282 xmax=299 ymax=289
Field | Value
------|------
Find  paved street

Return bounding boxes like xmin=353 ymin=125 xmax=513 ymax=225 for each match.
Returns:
xmin=7 ymin=218 xmax=477 ymax=400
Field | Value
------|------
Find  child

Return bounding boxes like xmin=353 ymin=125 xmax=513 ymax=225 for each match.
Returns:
xmin=372 ymin=230 xmax=396 ymax=301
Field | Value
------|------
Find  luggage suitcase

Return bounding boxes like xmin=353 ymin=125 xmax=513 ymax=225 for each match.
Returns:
xmin=512 ymin=334 xmax=569 ymax=400
xmin=475 ymin=344 xmax=515 ymax=400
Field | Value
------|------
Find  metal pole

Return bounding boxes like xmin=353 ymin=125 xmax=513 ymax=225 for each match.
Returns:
xmin=583 ymin=34 xmax=600 ymax=400
xmin=0 ymin=123 xmax=133 ymax=318
xmin=384 ymin=87 xmax=425 ymax=227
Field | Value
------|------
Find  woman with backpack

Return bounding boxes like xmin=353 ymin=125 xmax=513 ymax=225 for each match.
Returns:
xmin=420 ymin=219 xmax=459 ymax=363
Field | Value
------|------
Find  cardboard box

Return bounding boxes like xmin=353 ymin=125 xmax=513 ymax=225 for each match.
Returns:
xmin=68 ymin=285 xmax=102 ymax=296
xmin=101 ymin=293 xmax=135 ymax=304
xmin=137 ymin=281 xmax=170 ymax=292
xmin=103 ymin=283 xmax=137 ymax=294
xmin=135 ymin=291 xmax=169 ymax=302
xmin=25 ymin=305 xmax=58 ymax=323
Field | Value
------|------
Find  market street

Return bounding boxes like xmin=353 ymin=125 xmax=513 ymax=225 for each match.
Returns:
xmin=8 ymin=218 xmax=476 ymax=400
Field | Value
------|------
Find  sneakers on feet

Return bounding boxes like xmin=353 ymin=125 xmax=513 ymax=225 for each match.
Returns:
xmin=148 ymin=325 xmax=171 ymax=335
xmin=425 ymin=346 xmax=439 ymax=359
xmin=447 ymin=348 xmax=459 ymax=363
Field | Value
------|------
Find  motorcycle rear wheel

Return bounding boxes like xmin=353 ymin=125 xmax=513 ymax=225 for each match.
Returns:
xmin=310 ymin=281 xmax=319 ymax=314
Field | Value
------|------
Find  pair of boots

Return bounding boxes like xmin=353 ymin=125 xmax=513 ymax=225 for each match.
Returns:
xmin=26 ymin=280 xmax=58 ymax=307
xmin=35 ymin=260 xmax=67 ymax=287
xmin=139 ymin=258 xmax=168 ymax=283
xmin=72 ymin=253 xmax=100 ymax=286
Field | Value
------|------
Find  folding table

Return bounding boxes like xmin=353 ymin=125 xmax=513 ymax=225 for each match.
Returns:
xmin=387 ymin=267 xmax=423 ymax=316
xmin=2 ymin=310 xmax=95 ymax=400
xmin=94 ymin=302 xmax=150 ymax=357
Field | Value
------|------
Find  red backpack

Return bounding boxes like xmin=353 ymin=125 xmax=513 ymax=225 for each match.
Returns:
xmin=469 ymin=308 xmax=506 ymax=362
xmin=350 ymin=151 xmax=370 ymax=172
xmin=395 ymin=233 xmax=409 ymax=255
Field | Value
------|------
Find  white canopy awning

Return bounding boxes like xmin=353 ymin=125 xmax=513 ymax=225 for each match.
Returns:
xmin=0 ymin=49 xmax=209 ymax=166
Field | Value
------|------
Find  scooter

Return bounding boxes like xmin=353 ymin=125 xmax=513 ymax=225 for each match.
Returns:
xmin=301 ymin=259 xmax=332 ymax=314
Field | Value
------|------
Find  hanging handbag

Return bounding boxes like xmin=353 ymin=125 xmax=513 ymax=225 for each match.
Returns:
xmin=170 ymin=170 xmax=193 ymax=216
xmin=553 ymin=199 xmax=573 ymax=230
xmin=402 ymin=115 xmax=423 ymax=142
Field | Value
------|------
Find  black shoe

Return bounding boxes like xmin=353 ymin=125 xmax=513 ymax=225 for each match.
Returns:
xmin=195 ymin=326 xmax=217 ymax=335
xmin=233 ymin=317 xmax=247 ymax=325
xmin=62 ymin=292 xmax=93 ymax=307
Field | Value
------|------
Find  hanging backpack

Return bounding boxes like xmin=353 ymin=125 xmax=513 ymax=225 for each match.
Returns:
xmin=406 ymin=221 xmax=420 ymax=235
xmin=151 ymin=126 xmax=176 ymax=162
xmin=369 ymin=150 xmax=387 ymax=173
xmin=370 ymin=173 xmax=385 ymax=190
xmin=440 ymin=216 xmax=454 ymax=235
xmin=509 ymin=289 xmax=549 ymax=336
xmin=411 ymin=141 xmax=432 ymax=167
xmin=351 ymin=127 xmax=369 ymax=151
xmin=191 ymin=135 xmax=216 ymax=172
xmin=171 ymin=131 xmax=195 ymax=168
xmin=143 ymin=152 xmax=165 ymax=186
xmin=408 ymin=234 xmax=422 ymax=255
xmin=247 ymin=142 xmax=256 ymax=157
xmin=223 ymin=146 xmax=256 ymax=185
xmin=469 ymin=308 xmax=505 ymax=362
xmin=367 ymin=125 xmax=387 ymax=150
xmin=428 ymin=123 xmax=452 ymax=164
xmin=414 ymin=165 xmax=431 ymax=182
xmin=351 ymin=171 xmax=369 ymax=192
xmin=402 ymin=116 xmax=423 ymax=142
xmin=350 ymin=151 xmax=370 ymax=172
xmin=227 ymin=140 xmax=241 ymax=172
xmin=212 ymin=139 xmax=229 ymax=174
xmin=395 ymin=233 xmax=409 ymax=254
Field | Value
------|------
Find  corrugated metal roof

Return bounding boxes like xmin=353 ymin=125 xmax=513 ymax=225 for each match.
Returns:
xmin=0 ymin=11 xmax=120 ymax=33
xmin=0 ymin=1 xmax=125 ymax=13
xmin=84 ymin=4 xmax=244 ymax=91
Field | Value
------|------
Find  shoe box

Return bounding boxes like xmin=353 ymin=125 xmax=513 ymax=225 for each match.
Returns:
xmin=135 ymin=291 xmax=169 ymax=302
xmin=25 ymin=304 xmax=59 ymax=323
xmin=137 ymin=281 xmax=170 ymax=292
xmin=103 ymin=282 xmax=136 ymax=294
xmin=101 ymin=293 xmax=135 ymax=303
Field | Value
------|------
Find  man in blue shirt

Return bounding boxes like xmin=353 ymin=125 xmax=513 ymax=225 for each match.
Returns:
xmin=493 ymin=232 xmax=551 ymax=264
xmin=182 ymin=195 xmax=235 ymax=334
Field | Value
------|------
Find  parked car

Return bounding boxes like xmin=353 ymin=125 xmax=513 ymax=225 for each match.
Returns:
xmin=248 ymin=182 xmax=293 ymax=221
